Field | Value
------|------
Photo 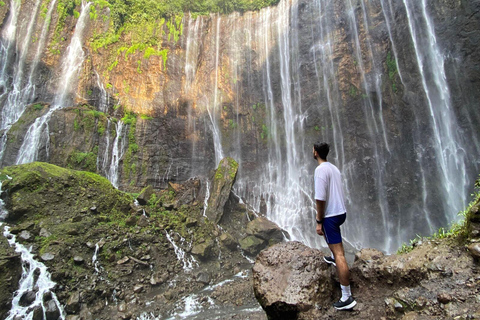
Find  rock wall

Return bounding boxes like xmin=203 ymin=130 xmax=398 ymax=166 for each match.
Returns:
xmin=0 ymin=0 xmax=479 ymax=251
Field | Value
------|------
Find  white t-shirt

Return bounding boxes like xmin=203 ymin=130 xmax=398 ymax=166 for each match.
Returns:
xmin=314 ymin=162 xmax=346 ymax=218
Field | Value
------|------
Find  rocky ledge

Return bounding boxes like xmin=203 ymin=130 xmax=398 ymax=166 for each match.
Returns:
xmin=253 ymin=187 xmax=480 ymax=319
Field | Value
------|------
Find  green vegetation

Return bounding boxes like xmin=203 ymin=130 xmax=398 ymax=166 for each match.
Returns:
xmin=349 ymin=85 xmax=358 ymax=97
xmin=397 ymin=178 xmax=480 ymax=254
xmin=140 ymin=114 xmax=154 ymax=120
xmin=86 ymin=0 xmax=278 ymax=75
xmin=386 ymin=51 xmax=399 ymax=93
xmin=32 ymin=103 xmax=44 ymax=111
xmin=122 ymin=112 xmax=139 ymax=178
xmin=67 ymin=151 xmax=97 ymax=172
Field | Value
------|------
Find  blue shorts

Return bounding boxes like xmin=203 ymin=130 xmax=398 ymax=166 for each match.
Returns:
xmin=323 ymin=213 xmax=346 ymax=244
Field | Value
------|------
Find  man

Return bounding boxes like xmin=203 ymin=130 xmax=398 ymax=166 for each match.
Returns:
xmin=313 ymin=142 xmax=356 ymax=310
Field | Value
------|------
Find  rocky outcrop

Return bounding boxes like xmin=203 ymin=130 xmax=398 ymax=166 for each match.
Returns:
xmin=0 ymin=162 xmax=132 ymax=223
xmin=253 ymin=233 xmax=480 ymax=319
xmin=253 ymin=241 xmax=333 ymax=319
xmin=205 ymin=157 xmax=239 ymax=224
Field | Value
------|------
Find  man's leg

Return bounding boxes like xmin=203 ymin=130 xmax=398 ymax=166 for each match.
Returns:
xmin=327 ymin=242 xmax=349 ymax=286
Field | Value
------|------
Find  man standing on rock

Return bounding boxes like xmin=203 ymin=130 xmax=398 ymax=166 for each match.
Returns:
xmin=313 ymin=142 xmax=356 ymax=310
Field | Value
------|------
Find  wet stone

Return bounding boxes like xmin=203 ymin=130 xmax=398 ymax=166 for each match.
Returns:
xmin=73 ymin=256 xmax=84 ymax=265
xmin=39 ymin=228 xmax=51 ymax=237
xmin=19 ymin=290 xmax=37 ymax=307
xmin=195 ymin=271 xmax=211 ymax=284
xmin=19 ymin=230 xmax=32 ymax=241
xmin=45 ymin=300 xmax=60 ymax=320
xmin=41 ymin=253 xmax=55 ymax=261
xmin=28 ymin=305 xmax=43 ymax=320
xmin=438 ymin=292 xmax=453 ymax=304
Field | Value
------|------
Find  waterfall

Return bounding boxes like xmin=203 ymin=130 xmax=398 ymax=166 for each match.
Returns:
xmin=182 ymin=0 xmax=480 ymax=253
xmin=402 ymin=0 xmax=468 ymax=222
xmin=15 ymin=1 xmax=92 ymax=165
xmin=95 ymin=71 xmax=109 ymax=113
xmin=0 ymin=0 xmax=21 ymax=89
xmin=0 ymin=0 xmax=57 ymax=161
xmin=207 ymin=15 xmax=225 ymax=166
xmin=2 ymin=226 xmax=66 ymax=320
xmin=106 ymin=120 xmax=128 ymax=188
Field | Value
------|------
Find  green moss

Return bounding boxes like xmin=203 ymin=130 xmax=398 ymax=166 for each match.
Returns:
xmin=386 ymin=51 xmax=399 ymax=93
xmin=67 ymin=151 xmax=97 ymax=172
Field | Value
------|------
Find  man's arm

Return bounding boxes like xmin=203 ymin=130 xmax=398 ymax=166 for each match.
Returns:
xmin=316 ymin=199 xmax=326 ymax=236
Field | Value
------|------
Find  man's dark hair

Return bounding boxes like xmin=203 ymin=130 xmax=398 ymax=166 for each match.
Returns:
xmin=314 ymin=142 xmax=329 ymax=160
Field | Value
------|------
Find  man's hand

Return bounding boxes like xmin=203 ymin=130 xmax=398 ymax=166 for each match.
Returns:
xmin=316 ymin=223 xmax=324 ymax=236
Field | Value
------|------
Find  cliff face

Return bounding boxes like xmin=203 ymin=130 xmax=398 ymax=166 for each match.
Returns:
xmin=0 ymin=0 xmax=479 ymax=251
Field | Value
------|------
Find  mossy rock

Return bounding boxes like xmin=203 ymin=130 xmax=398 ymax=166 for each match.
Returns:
xmin=205 ymin=157 xmax=239 ymax=224
xmin=0 ymin=162 xmax=133 ymax=222
xmin=239 ymin=235 xmax=266 ymax=256
xmin=191 ymin=239 xmax=215 ymax=261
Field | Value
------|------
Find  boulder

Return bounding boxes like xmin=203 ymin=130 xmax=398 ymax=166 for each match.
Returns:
xmin=253 ymin=241 xmax=333 ymax=319
xmin=468 ymin=243 xmax=480 ymax=260
xmin=246 ymin=217 xmax=286 ymax=245
xmin=239 ymin=235 xmax=266 ymax=256
xmin=137 ymin=186 xmax=154 ymax=206
xmin=65 ymin=291 xmax=81 ymax=314
xmin=45 ymin=300 xmax=61 ymax=320
xmin=19 ymin=290 xmax=37 ymax=307
xmin=219 ymin=232 xmax=238 ymax=251
xmin=205 ymin=157 xmax=238 ymax=224
xmin=191 ymin=239 xmax=215 ymax=261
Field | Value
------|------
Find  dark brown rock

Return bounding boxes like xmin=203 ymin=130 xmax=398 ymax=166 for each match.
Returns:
xmin=437 ymin=293 xmax=453 ymax=304
xmin=219 ymin=232 xmax=238 ymax=251
xmin=467 ymin=243 xmax=480 ymax=259
xmin=66 ymin=291 xmax=81 ymax=314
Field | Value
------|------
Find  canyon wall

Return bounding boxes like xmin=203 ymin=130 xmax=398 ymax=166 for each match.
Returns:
xmin=0 ymin=0 xmax=479 ymax=252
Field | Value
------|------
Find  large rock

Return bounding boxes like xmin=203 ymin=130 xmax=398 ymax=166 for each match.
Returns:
xmin=191 ymin=239 xmax=215 ymax=261
xmin=239 ymin=235 xmax=266 ymax=256
xmin=253 ymin=241 xmax=333 ymax=319
xmin=205 ymin=157 xmax=238 ymax=224
xmin=136 ymin=185 xmax=154 ymax=205
xmin=246 ymin=217 xmax=286 ymax=245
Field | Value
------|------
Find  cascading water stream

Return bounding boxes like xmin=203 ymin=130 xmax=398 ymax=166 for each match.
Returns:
xmin=0 ymin=0 xmax=21 ymax=90
xmin=15 ymin=1 xmax=92 ymax=165
xmin=402 ymin=0 xmax=468 ymax=221
xmin=2 ymin=226 xmax=66 ymax=320
xmin=106 ymin=120 xmax=128 ymax=188
xmin=165 ymin=232 xmax=197 ymax=272
xmin=0 ymin=0 xmax=41 ymax=131
xmin=206 ymin=15 xmax=225 ymax=166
